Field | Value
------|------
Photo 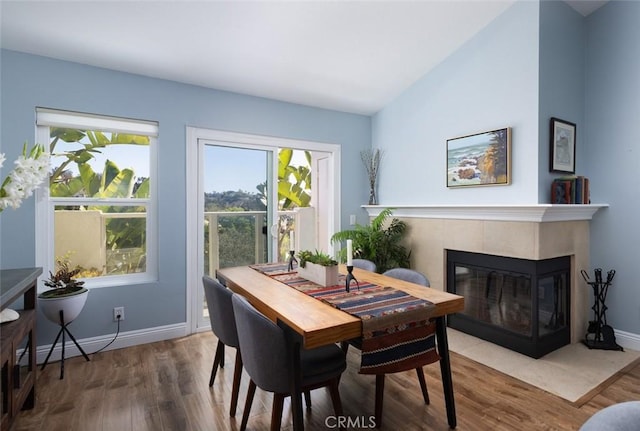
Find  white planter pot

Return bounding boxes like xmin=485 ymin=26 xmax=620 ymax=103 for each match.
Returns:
xmin=39 ymin=289 xmax=89 ymax=325
xmin=297 ymin=262 xmax=339 ymax=287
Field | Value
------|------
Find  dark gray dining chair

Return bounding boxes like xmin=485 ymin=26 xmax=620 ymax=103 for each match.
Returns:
xmin=343 ymin=267 xmax=434 ymax=428
xmin=383 ymin=267 xmax=430 ymax=287
xmin=352 ymin=258 xmax=377 ymax=272
xmin=231 ymin=293 xmax=346 ymax=431
xmin=202 ymin=275 xmax=243 ymax=417
xmin=379 ymin=267 xmax=433 ymax=423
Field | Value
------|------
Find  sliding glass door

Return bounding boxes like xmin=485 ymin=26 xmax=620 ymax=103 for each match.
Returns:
xmin=187 ymin=127 xmax=340 ymax=332
xmin=202 ymin=144 xmax=274 ymax=276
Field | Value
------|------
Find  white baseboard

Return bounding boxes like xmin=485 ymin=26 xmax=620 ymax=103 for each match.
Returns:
xmin=32 ymin=324 xmax=640 ymax=365
xmin=36 ymin=323 xmax=188 ymax=364
xmin=614 ymin=329 xmax=640 ymax=352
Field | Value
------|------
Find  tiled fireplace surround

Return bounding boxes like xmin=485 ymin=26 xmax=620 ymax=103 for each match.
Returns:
xmin=364 ymin=205 xmax=607 ymax=345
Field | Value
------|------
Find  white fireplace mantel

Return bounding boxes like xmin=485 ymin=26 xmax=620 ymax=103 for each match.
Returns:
xmin=363 ymin=204 xmax=608 ymax=223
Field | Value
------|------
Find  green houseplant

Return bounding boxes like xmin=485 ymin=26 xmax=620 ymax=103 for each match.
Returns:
xmin=40 ymin=258 xmax=87 ymax=297
xmin=296 ymin=249 xmax=339 ymax=286
xmin=298 ymin=249 xmax=338 ymax=268
xmin=38 ymin=258 xmax=89 ymax=325
xmin=331 ymin=208 xmax=411 ymax=273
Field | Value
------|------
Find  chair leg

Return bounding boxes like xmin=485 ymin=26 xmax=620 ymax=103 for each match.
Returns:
xmin=220 ymin=342 xmax=225 ymax=368
xmin=240 ymin=380 xmax=257 ymax=431
xmin=209 ymin=340 xmax=225 ymax=387
xmin=328 ymin=377 xmax=344 ymax=417
xmin=415 ymin=367 xmax=430 ymax=405
xmin=375 ymin=374 xmax=385 ymax=428
xmin=340 ymin=341 xmax=349 ymax=354
xmin=271 ymin=394 xmax=285 ymax=431
xmin=229 ymin=351 xmax=243 ymax=416
xmin=304 ymin=390 xmax=312 ymax=409
xmin=338 ymin=342 xmax=349 ymax=385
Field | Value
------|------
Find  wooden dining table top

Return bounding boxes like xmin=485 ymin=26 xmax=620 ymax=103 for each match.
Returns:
xmin=217 ymin=264 xmax=464 ymax=349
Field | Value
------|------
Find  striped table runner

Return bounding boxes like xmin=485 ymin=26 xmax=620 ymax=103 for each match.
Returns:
xmin=251 ymin=263 xmax=439 ymax=374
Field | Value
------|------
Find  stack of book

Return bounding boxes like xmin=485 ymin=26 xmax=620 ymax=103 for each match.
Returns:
xmin=551 ymin=176 xmax=590 ymax=204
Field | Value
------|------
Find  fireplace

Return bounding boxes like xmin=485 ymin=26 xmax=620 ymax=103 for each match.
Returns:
xmin=446 ymin=250 xmax=571 ymax=358
xmin=363 ymin=204 xmax=607 ymax=349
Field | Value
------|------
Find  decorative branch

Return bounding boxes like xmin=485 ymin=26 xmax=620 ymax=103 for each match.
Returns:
xmin=361 ymin=149 xmax=383 ymax=205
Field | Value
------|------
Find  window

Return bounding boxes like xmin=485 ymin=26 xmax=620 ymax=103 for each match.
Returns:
xmin=36 ymin=109 xmax=158 ymax=288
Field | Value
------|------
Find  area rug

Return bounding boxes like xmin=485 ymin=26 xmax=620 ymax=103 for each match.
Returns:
xmin=447 ymin=329 xmax=640 ymax=404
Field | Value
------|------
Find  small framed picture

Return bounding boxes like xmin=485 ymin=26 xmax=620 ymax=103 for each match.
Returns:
xmin=447 ymin=127 xmax=511 ymax=187
xmin=550 ymin=117 xmax=576 ymax=173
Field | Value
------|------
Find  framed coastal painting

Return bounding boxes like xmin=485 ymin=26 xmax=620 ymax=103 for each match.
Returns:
xmin=447 ymin=127 xmax=511 ymax=188
xmin=549 ymin=117 xmax=576 ymax=173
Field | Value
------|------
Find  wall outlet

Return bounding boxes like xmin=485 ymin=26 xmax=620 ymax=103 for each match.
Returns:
xmin=350 ymin=214 xmax=356 ymax=225
xmin=113 ymin=306 xmax=125 ymax=321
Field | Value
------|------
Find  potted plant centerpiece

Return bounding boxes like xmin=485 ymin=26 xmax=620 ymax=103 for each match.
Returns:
xmin=297 ymin=249 xmax=339 ymax=287
xmin=38 ymin=258 xmax=89 ymax=325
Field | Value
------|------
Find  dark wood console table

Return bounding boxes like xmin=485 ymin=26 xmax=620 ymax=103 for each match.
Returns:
xmin=1 ymin=267 xmax=42 ymax=430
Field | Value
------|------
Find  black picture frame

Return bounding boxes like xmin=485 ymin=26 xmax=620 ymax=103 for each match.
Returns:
xmin=549 ymin=117 xmax=576 ymax=174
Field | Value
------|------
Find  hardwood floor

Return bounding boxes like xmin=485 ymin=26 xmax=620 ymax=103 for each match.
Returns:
xmin=10 ymin=332 xmax=640 ymax=431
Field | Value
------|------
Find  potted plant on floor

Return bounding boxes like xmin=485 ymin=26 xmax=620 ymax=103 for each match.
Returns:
xmin=331 ymin=208 xmax=411 ymax=273
xmin=296 ymin=249 xmax=339 ymax=286
xmin=38 ymin=258 xmax=89 ymax=325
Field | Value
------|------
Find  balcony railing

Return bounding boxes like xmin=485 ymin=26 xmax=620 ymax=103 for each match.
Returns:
xmin=204 ymin=210 xmax=298 ymax=277
xmin=55 ymin=209 xmax=301 ymax=279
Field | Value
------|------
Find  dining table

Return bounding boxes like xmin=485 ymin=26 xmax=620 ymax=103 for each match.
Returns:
xmin=217 ymin=264 xmax=464 ymax=430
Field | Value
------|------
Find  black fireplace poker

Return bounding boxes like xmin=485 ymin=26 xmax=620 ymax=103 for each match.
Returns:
xmin=581 ymin=268 xmax=623 ymax=351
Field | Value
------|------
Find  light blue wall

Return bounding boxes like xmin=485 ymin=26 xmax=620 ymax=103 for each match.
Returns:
xmin=0 ymin=50 xmax=371 ymax=344
xmin=585 ymin=1 xmax=640 ymax=334
xmin=371 ymin=0 xmax=639 ymax=339
xmin=538 ymin=0 xmax=586 ymax=201
xmin=2 ymin=0 xmax=638 ymax=349
xmin=372 ymin=0 xmax=540 ymax=204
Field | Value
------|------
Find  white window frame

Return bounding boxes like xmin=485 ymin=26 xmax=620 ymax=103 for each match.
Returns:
xmin=35 ymin=108 xmax=159 ymax=289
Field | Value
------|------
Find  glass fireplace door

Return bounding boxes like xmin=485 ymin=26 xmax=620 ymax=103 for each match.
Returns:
xmin=447 ymin=250 xmax=570 ymax=358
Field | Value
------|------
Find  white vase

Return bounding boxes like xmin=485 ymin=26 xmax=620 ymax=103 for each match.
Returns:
xmin=38 ymin=289 xmax=89 ymax=324
xmin=297 ymin=262 xmax=339 ymax=287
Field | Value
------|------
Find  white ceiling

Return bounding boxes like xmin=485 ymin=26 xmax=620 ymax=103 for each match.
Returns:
xmin=564 ymin=0 xmax=608 ymax=16
xmin=0 ymin=1 xmax=606 ymax=115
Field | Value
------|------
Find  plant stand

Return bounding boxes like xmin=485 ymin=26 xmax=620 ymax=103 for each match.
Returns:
xmin=40 ymin=309 xmax=90 ymax=379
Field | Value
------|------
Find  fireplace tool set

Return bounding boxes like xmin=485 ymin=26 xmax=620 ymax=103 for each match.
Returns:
xmin=581 ymin=268 xmax=623 ymax=351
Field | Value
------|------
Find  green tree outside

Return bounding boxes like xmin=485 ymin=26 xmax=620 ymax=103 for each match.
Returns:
xmin=49 ymin=128 xmax=150 ymax=276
